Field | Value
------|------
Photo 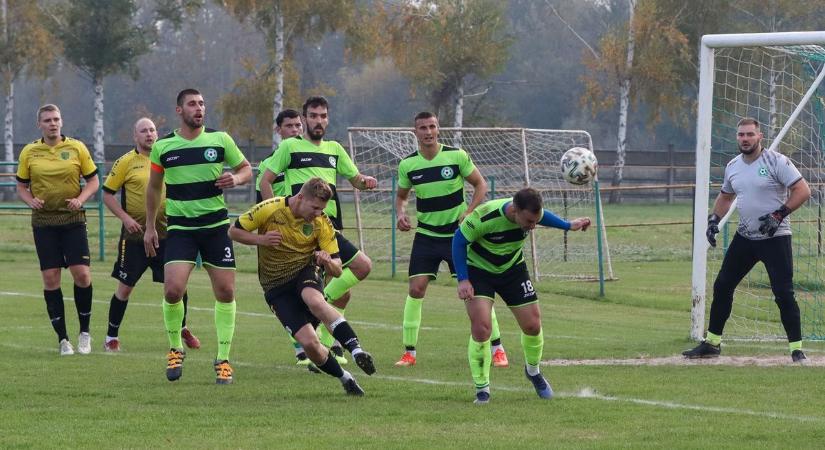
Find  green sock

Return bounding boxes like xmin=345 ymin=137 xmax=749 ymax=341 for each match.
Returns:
xmin=468 ymin=336 xmax=491 ymax=389
xmin=706 ymin=331 xmax=722 ymax=346
xmin=402 ymin=296 xmax=423 ymax=348
xmin=290 ymin=334 xmax=302 ymax=350
xmin=318 ymin=306 xmax=344 ymax=348
xmin=521 ymin=329 xmax=544 ymax=367
xmin=163 ymin=299 xmax=184 ymax=349
xmin=215 ymin=300 xmax=236 ymax=361
xmin=323 ymin=268 xmax=360 ymax=302
xmin=490 ymin=307 xmax=501 ymax=342
xmin=789 ymin=340 xmax=802 ymax=352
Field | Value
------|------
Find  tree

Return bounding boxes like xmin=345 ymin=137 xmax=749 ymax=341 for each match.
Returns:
xmin=552 ymin=0 xmax=692 ymax=203
xmin=48 ymin=0 xmax=154 ymax=162
xmin=377 ymin=0 xmax=513 ymax=126
xmin=218 ymin=0 xmax=356 ymax=149
xmin=0 ymin=0 xmax=53 ymax=197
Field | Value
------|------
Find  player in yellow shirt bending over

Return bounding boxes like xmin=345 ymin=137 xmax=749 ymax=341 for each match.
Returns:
xmin=229 ymin=178 xmax=376 ymax=395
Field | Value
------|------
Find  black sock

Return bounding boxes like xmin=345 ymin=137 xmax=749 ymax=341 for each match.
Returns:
xmin=74 ymin=284 xmax=93 ymax=333
xmin=107 ymin=294 xmax=128 ymax=337
xmin=316 ymin=352 xmax=345 ymax=378
xmin=405 ymin=345 xmax=416 ymax=352
xmin=181 ymin=291 xmax=189 ymax=328
xmin=491 ymin=338 xmax=501 ymax=347
xmin=44 ymin=288 xmax=68 ymax=342
xmin=330 ymin=320 xmax=360 ymax=353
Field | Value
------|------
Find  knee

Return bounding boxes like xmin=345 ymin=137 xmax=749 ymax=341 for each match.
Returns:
xmin=116 ymin=284 xmax=133 ymax=300
xmin=712 ymin=277 xmax=736 ymax=296
xmin=164 ymin=285 xmax=186 ymax=302
xmin=521 ymin=321 xmax=542 ymax=336
xmin=350 ymin=254 xmax=372 ymax=279
xmin=471 ymin=322 xmax=492 ymax=341
xmin=409 ymin=284 xmax=427 ymax=299
xmin=213 ymin=286 xmax=235 ymax=302
xmin=331 ymin=292 xmax=350 ymax=308
xmin=73 ymin=272 xmax=91 ymax=287
xmin=41 ymin=270 xmax=61 ymax=290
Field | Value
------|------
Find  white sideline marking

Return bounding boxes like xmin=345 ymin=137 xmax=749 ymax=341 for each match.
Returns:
xmin=543 ymin=356 xmax=825 ymax=367
xmin=1 ymin=341 xmax=820 ymax=423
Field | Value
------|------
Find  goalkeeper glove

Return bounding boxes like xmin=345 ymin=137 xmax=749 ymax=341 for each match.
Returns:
xmin=758 ymin=205 xmax=791 ymax=237
xmin=706 ymin=213 xmax=720 ymax=247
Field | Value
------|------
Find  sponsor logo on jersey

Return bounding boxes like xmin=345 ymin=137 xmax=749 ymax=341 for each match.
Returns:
xmin=300 ymin=157 xmax=312 ymax=162
xmin=165 ymin=155 xmax=180 ymax=162
xmin=441 ymin=166 xmax=454 ymax=179
xmin=204 ymin=148 xmax=218 ymax=162
xmin=412 ymin=175 xmax=423 ymax=181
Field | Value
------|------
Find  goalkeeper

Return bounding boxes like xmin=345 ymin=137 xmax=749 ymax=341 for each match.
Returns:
xmin=452 ymin=187 xmax=590 ymax=403
xmin=683 ymin=117 xmax=811 ymax=362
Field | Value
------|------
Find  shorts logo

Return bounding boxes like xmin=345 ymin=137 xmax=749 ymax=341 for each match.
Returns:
xmin=204 ymin=148 xmax=218 ymax=162
xmin=60 ymin=151 xmax=70 ymax=160
xmin=328 ymin=156 xmax=336 ymax=167
xmin=119 ymin=271 xmax=128 ymax=280
xmin=758 ymin=167 xmax=768 ymax=177
xmin=441 ymin=166 xmax=454 ymax=179
xmin=302 ymin=224 xmax=313 ymax=236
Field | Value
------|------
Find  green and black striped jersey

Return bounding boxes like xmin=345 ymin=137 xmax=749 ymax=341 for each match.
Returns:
xmin=398 ymin=144 xmax=476 ymax=238
xmin=459 ymin=198 xmax=528 ymax=273
xmin=149 ymin=127 xmax=246 ymax=230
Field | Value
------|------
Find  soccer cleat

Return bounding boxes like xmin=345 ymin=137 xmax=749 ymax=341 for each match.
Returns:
xmin=77 ymin=332 xmax=92 ymax=355
xmin=394 ymin=351 xmax=417 ymax=367
xmin=331 ymin=345 xmax=347 ymax=365
xmin=524 ymin=367 xmax=554 ymax=399
xmin=354 ymin=351 xmax=376 ymax=375
xmin=181 ymin=328 xmax=201 ymax=350
xmin=166 ymin=349 xmax=185 ymax=381
xmin=791 ymin=349 xmax=808 ymax=364
xmin=214 ymin=360 xmax=233 ymax=385
xmin=59 ymin=339 xmax=75 ymax=356
xmin=492 ymin=348 xmax=509 ymax=368
xmin=474 ymin=390 xmax=491 ymax=405
xmin=682 ymin=341 xmax=721 ymax=359
xmin=103 ymin=339 xmax=121 ymax=352
xmin=341 ymin=377 xmax=365 ymax=396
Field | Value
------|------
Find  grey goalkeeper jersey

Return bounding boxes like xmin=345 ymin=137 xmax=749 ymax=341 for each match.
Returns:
xmin=721 ymin=149 xmax=803 ymax=240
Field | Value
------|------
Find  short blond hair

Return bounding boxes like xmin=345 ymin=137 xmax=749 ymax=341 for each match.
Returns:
xmin=299 ymin=177 xmax=333 ymax=201
xmin=37 ymin=104 xmax=61 ymax=122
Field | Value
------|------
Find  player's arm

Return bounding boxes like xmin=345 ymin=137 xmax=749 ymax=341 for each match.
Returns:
xmin=259 ymin=169 xmax=278 ymax=200
xmin=144 ymin=168 xmax=164 ymax=257
xmin=347 ymin=173 xmax=377 ymax=191
xmin=66 ymin=172 xmax=99 ymax=211
xmin=315 ymin=251 xmax=342 ymax=278
xmin=452 ymin=228 xmax=474 ymax=301
xmin=396 ymin=186 xmax=412 ymax=231
xmin=785 ymin=178 xmax=812 ymax=212
xmin=103 ymin=191 xmax=142 ymax=234
xmin=16 ymin=181 xmax=43 ymax=209
xmin=462 ymin=168 xmax=488 ymax=220
xmin=229 ymin=203 xmax=283 ymax=247
xmin=756 ymin=177 xmax=812 ymax=238
xmin=539 ymin=209 xmax=590 ymax=231
xmin=216 ymin=160 xmax=252 ymax=189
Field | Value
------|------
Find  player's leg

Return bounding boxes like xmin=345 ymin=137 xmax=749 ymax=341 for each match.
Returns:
xmin=396 ymin=233 xmax=443 ymax=366
xmin=63 ymin=223 xmax=93 ymax=354
xmin=104 ymin=282 xmax=133 ymax=352
xmin=684 ymin=234 xmax=757 ymax=357
xmin=319 ymin=232 xmax=367 ymax=361
xmin=34 ymin=225 xmax=71 ymax=353
xmin=200 ymin=225 xmax=238 ymax=385
xmin=301 ymin=268 xmax=375 ymax=376
xmin=153 ymin=239 xmax=200 ymax=350
xmin=760 ymin=235 xmax=804 ymax=361
xmin=490 ymin=307 xmax=509 ymax=367
xmin=105 ymin=238 xmax=150 ymax=352
xmin=161 ymin=229 xmax=198 ymax=381
xmin=465 ymin=295 xmax=493 ymax=404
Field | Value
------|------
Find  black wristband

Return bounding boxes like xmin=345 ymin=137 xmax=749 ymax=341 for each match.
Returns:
xmin=708 ymin=213 xmax=721 ymax=224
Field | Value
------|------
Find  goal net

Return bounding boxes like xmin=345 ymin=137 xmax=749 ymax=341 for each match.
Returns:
xmin=691 ymin=32 xmax=825 ymax=341
xmin=346 ymin=127 xmax=614 ymax=284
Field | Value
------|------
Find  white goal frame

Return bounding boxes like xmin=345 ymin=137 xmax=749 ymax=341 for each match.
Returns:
xmin=691 ymin=31 xmax=825 ymax=341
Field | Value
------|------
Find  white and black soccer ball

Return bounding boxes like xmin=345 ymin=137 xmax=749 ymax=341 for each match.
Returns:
xmin=560 ymin=147 xmax=598 ymax=185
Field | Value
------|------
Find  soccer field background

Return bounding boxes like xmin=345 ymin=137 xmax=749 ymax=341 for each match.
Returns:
xmin=2 ymin=203 xmax=825 ymax=448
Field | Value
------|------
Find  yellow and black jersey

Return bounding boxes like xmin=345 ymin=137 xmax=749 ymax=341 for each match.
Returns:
xmin=236 ymin=196 xmax=339 ymax=291
xmin=16 ymin=136 xmax=97 ymax=227
xmin=103 ymin=149 xmax=167 ymax=240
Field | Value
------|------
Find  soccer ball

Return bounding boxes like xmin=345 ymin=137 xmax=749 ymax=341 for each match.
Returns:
xmin=560 ymin=147 xmax=598 ymax=185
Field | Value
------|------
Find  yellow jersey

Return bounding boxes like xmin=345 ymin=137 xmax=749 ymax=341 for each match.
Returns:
xmin=16 ymin=136 xmax=98 ymax=226
xmin=103 ymin=149 xmax=167 ymax=240
xmin=236 ymin=196 xmax=339 ymax=291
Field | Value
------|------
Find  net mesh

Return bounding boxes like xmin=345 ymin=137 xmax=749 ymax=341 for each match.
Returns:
xmin=347 ymin=127 xmax=614 ymax=281
xmin=708 ymin=45 xmax=825 ymax=340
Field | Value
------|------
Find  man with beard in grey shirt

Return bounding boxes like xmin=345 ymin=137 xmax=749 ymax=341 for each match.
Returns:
xmin=683 ymin=117 xmax=811 ymax=362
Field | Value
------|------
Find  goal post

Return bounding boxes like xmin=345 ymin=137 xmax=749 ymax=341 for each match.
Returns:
xmin=691 ymin=32 xmax=825 ymax=341
xmin=347 ymin=127 xmax=615 ymax=290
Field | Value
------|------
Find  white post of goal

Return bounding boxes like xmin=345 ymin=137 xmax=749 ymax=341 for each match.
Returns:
xmin=690 ymin=31 xmax=825 ymax=341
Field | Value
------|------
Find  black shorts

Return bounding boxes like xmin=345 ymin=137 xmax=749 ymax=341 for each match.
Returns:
xmin=263 ymin=265 xmax=325 ymax=336
xmin=165 ymin=224 xmax=235 ymax=269
xmin=32 ymin=222 xmax=90 ymax=270
xmin=335 ymin=231 xmax=360 ymax=267
xmin=468 ymin=262 xmax=537 ymax=307
xmin=408 ymin=233 xmax=456 ymax=279
xmin=111 ymin=237 xmax=165 ymax=286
